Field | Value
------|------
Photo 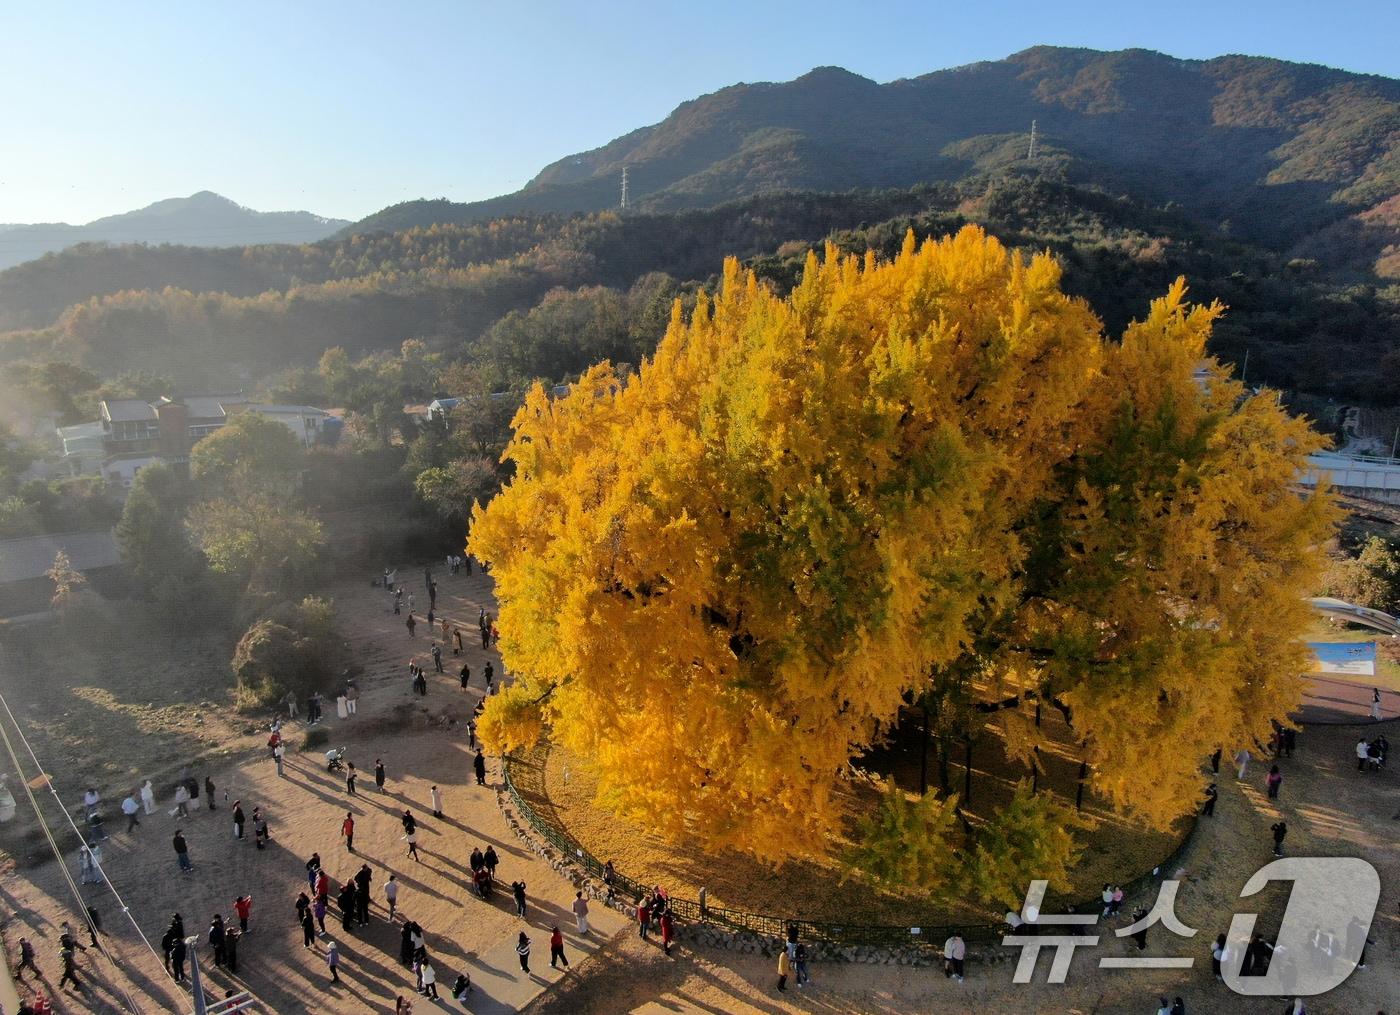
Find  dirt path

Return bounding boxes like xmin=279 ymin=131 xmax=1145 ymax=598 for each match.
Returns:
xmin=0 ymin=567 xmax=626 ymax=1013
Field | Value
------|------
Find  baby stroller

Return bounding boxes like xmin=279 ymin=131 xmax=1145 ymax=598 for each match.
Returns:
xmin=326 ymin=747 xmax=347 ymax=773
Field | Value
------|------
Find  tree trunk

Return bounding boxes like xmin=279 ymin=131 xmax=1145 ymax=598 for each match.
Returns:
xmin=919 ymin=704 xmax=930 ymax=796
xmin=963 ymin=735 xmax=974 ymax=805
xmin=937 ymin=734 xmax=951 ymax=794
xmin=1075 ymin=757 xmax=1088 ymax=811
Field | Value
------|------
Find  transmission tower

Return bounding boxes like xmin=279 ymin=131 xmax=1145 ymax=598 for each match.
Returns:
xmin=620 ymin=166 xmax=629 ymax=210
xmin=1027 ymin=119 xmax=1038 ymax=160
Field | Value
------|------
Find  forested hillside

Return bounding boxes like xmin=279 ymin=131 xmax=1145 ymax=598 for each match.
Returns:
xmin=2 ymin=46 xmax=1398 ymax=415
xmin=2 ymin=178 xmax=1397 ymax=404
xmin=344 ymin=47 xmax=1400 ymax=278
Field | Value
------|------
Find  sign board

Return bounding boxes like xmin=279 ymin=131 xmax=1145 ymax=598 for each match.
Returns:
xmin=1308 ymin=641 xmax=1377 ymax=676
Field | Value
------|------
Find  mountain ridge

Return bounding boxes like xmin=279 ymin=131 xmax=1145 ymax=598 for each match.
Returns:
xmin=0 ymin=191 xmax=349 ymax=270
xmin=342 ymin=45 xmax=1400 ymax=274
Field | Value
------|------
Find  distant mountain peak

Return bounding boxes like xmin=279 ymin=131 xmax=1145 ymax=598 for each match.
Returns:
xmin=0 ymin=193 xmax=350 ymax=269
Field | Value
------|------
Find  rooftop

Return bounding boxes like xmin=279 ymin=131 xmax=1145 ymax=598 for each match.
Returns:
xmin=100 ymin=399 xmax=157 ymax=423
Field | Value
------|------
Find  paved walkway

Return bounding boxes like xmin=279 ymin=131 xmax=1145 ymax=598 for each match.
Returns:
xmin=1297 ymin=675 xmax=1399 ymax=724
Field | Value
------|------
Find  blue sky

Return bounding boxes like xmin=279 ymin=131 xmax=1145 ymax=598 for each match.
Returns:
xmin=3 ymin=0 xmax=1397 ymax=224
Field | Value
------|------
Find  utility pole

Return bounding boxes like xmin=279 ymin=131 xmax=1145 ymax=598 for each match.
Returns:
xmin=1027 ymin=119 xmax=1038 ymax=160
xmin=620 ymin=166 xmax=629 ymax=210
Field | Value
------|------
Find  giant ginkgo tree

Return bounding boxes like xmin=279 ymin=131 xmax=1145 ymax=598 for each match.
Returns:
xmin=468 ymin=225 xmax=1334 ymax=866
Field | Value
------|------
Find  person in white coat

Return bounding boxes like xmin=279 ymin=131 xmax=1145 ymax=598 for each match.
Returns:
xmin=430 ymin=786 xmax=443 ymax=819
xmin=140 ymin=780 xmax=156 ymax=814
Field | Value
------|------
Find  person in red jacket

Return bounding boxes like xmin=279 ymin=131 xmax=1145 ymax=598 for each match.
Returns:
xmin=233 ymin=895 xmax=252 ymax=933
xmin=636 ymin=898 xmax=650 ymax=940
xmin=660 ymin=909 xmax=674 ymax=956
xmin=341 ymin=812 xmax=355 ymax=852
xmin=549 ymin=926 xmax=569 ymax=969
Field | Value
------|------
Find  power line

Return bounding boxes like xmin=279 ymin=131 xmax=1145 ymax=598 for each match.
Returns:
xmin=0 ymin=686 xmax=143 ymax=1013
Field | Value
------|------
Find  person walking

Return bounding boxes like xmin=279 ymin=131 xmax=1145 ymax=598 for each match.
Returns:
xmin=474 ymin=750 xmax=487 ymax=786
xmin=384 ymin=874 xmax=399 ymax=920
xmin=15 ymin=937 xmax=39 ymax=980
xmin=1234 ymin=747 xmax=1250 ymax=780
xmin=1357 ymin=737 xmax=1371 ymax=771
xmin=326 ymin=938 xmax=340 ymax=984
xmin=459 ymin=663 xmax=470 ymax=689
xmin=453 ymin=627 xmax=463 ymax=655
xmin=420 ymin=956 xmax=439 ymax=999
xmin=1202 ymin=782 xmax=1218 ymax=817
xmin=173 ymin=829 xmax=193 ymax=873
xmin=550 ymin=926 xmax=569 ymax=969
xmin=232 ymin=800 xmax=246 ymax=839
xmin=300 ymin=906 xmax=316 ymax=948
xmin=660 ymin=908 xmax=674 ymax=956
xmin=430 ymin=785 xmax=443 ymax=819
xmin=1271 ymin=819 xmax=1288 ymax=857
xmin=1372 ymin=687 xmax=1383 ymax=721
xmin=234 ymin=895 xmax=252 ymax=933
xmin=204 ymin=776 xmax=217 ymax=811
xmin=777 ymin=947 xmax=791 ymax=991
xmin=572 ymin=891 xmax=590 ymax=935
xmin=1211 ymin=932 xmax=1229 ymax=978
xmin=338 ymin=880 xmax=356 ymax=932
xmin=483 ymin=661 xmax=494 ymax=692
xmin=273 ymin=741 xmax=285 ymax=777
xmin=208 ymin=915 xmax=227 ymax=968
xmin=169 ymin=927 xmax=187 ymax=981
xmin=407 ymin=613 xmax=417 ymax=637
xmin=943 ymin=931 xmax=965 ymax=983
xmin=174 ymin=783 xmax=190 ymax=818
xmin=441 ymin=618 xmax=450 ymax=644
xmin=342 ymin=812 xmax=355 ymax=852
xmin=346 ymin=762 xmax=358 ymax=795
xmin=484 ymin=844 xmax=499 ymax=880
xmin=637 ymin=897 xmax=650 ymax=939
xmin=224 ymin=925 xmax=241 ymax=975
xmin=1130 ymin=906 xmax=1149 ymax=950
xmin=375 ymin=758 xmax=386 ymax=793
xmin=795 ymin=941 xmax=810 ymax=986
xmin=58 ymin=939 xmax=83 ymax=991
xmin=253 ymin=807 xmax=269 ymax=849
xmin=516 ymin=932 xmax=531 ymax=975
xmin=122 ymin=790 xmax=140 ymax=832
xmin=512 ymin=880 xmax=527 ymax=918
xmin=140 ymin=779 xmax=156 ymax=814
xmin=1266 ymin=765 xmax=1283 ymax=799
xmin=355 ymin=864 xmax=372 ymax=925
xmin=345 ymin=683 xmax=360 ymax=716
xmin=431 ymin=643 xmax=443 ymax=674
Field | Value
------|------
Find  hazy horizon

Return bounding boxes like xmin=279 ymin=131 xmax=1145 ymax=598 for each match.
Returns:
xmin=4 ymin=0 xmax=1399 ymax=225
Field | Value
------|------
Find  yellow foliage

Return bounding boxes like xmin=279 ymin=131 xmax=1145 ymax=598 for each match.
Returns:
xmin=470 ymin=225 xmax=1335 ymax=864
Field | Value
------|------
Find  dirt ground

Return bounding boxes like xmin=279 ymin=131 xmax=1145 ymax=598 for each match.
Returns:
xmin=0 ymin=567 xmax=626 ymax=1014
xmin=523 ymin=718 xmax=1400 ymax=1015
xmin=0 ymin=566 xmax=1398 ymax=1014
